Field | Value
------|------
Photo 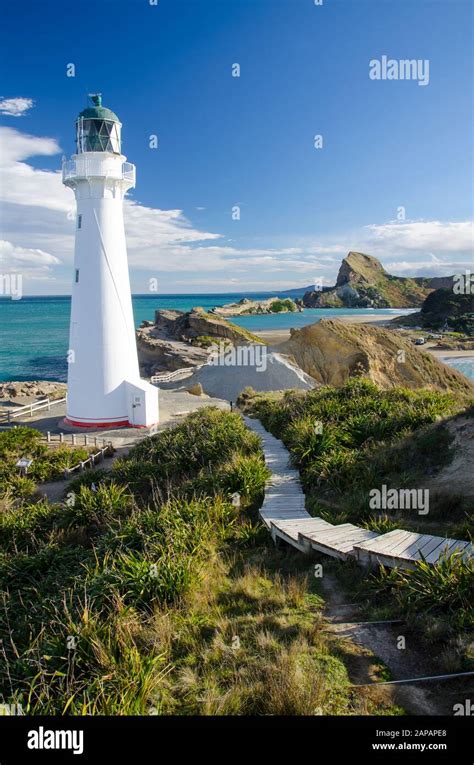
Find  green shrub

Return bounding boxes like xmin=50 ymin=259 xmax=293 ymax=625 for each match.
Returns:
xmin=270 ymin=299 xmax=297 ymax=313
xmin=0 ymin=408 xmax=272 ymax=714
xmin=362 ymin=514 xmax=400 ymax=535
xmin=0 ymin=426 xmax=45 ymax=460
xmin=243 ymin=379 xmax=468 ymax=519
xmin=369 ymin=552 xmax=474 ymax=630
xmin=192 ymin=453 xmax=269 ymax=509
xmin=28 ymin=447 xmax=90 ymax=482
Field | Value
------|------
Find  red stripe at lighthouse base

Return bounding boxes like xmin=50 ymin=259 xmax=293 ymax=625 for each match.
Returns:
xmin=64 ymin=417 xmax=132 ymax=429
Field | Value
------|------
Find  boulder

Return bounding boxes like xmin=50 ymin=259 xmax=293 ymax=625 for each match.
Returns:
xmin=186 ymin=383 xmax=204 ymax=396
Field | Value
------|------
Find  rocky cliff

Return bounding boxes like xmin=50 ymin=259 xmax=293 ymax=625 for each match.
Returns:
xmin=303 ymin=251 xmax=453 ymax=309
xmin=278 ymin=319 xmax=474 ymax=394
xmin=391 ymin=289 xmax=474 ymax=335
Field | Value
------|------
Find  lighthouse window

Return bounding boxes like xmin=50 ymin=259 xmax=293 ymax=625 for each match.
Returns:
xmin=78 ymin=119 xmax=121 ymax=153
xmin=75 ymin=269 xmax=79 ymax=284
xmin=77 ymin=214 xmax=82 ymax=229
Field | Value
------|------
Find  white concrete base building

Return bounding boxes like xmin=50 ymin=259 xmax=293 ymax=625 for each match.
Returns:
xmin=62 ymin=94 xmax=158 ymax=428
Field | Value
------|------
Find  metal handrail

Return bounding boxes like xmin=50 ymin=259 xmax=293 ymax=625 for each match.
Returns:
xmin=62 ymin=159 xmax=135 ymax=185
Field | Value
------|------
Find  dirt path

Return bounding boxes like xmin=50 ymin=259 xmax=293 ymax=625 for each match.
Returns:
xmin=38 ymin=445 xmax=130 ymax=504
xmin=320 ymin=572 xmax=466 ymax=716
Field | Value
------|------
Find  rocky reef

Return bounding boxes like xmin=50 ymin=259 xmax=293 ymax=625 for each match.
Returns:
xmin=0 ymin=381 xmax=67 ymax=403
xmin=212 ymin=296 xmax=301 ymax=316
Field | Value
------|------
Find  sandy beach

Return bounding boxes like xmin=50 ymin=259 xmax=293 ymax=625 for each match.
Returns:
xmin=256 ymin=311 xmax=409 ymax=345
xmin=427 ymin=348 xmax=474 ymax=360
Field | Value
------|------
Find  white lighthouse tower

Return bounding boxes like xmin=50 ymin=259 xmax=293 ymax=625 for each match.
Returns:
xmin=62 ymin=94 xmax=159 ymax=428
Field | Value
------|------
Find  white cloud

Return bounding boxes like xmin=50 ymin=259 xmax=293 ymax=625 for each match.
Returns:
xmin=0 ymin=127 xmax=68 ymax=212
xmin=364 ymin=220 xmax=474 ymax=252
xmin=0 ymin=127 xmax=329 ymax=284
xmin=0 ymin=97 xmax=34 ymax=117
xmin=0 ymin=240 xmax=60 ymax=285
xmin=124 ymin=200 xmax=221 ymax=250
xmin=0 ymin=239 xmax=59 ymax=267
xmin=1 ymin=125 xmax=473 ymax=293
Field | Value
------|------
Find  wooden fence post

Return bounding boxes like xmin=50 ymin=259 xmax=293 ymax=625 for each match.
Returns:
xmin=59 ymin=433 xmax=64 ymax=443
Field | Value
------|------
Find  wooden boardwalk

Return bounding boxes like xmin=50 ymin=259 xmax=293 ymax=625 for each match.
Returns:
xmin=245 ymin=416 xmax=310 ymax=549
xmin=244 ymin=417 xmax=473 ymax=570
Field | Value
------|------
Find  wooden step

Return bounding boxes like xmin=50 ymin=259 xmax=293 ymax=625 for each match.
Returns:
xmin=244 ymin=415 xmax=473 ymax=571
xmin=355 ymin=530 xmax=474 ymax=570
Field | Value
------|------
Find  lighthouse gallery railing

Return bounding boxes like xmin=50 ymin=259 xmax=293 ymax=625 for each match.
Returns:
xmin=62 ymin=159 xmax=135 ymax=185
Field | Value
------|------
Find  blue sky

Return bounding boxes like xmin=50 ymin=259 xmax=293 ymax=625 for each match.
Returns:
xmin=0 ymin=0 xmax=472 ymax=294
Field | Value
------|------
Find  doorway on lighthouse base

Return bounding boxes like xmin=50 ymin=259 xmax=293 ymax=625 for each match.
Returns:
xmin=125 ymin=379 xmax=159 ymax=428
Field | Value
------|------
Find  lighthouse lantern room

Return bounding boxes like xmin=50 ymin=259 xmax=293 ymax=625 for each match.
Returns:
xmin=62 ymin=94 xmax=159 ymax=428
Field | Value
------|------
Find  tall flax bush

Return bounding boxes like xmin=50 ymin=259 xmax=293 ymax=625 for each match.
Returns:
xmin=241 ymin=379 xmax=466 ymax=508
xmin=0 ymin=408 xmax=267 ymax=714
xmin=369 ymin=551 xmax=474 ymax=631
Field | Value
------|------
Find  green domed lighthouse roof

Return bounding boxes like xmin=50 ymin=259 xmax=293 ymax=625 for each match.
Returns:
xmin=78 ymin=94 xmax=120 ymax=123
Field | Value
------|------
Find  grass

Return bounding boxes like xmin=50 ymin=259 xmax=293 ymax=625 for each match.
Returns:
xmin=239 ymin=380 xmax=474 ymax=669
xmin=143 ymin=554 xmax=399 ymax=716
xmin=0 ymin=408 xmax=407 ymax=715
xmin=332 ymin=551 xmax=474 ymax=673
xmin=2 ymin=408 xmax=395 ymax=716
xmin=192 ymin=334 xmax=231 ymax=348
xmin=238 ymin=378 xmax=472 ymax=534
xmin=0 ymin=426 xmax=94 ymax=490
xmin=0 ymin=409 xmax=268 ymax=713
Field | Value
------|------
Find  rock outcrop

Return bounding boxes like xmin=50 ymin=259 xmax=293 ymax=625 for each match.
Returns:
xmin=303 ymin=251 xmax=453 ymax=309
xmin=212 ymin=297 xmax=301 ymax=316
xmin=152 ymin=308 xmax=263 ymax=344
xmin=0 ymin=381 xmax=67 ymax=402
xmin=136 ymin=307 xmax=264 ymax=376
xmin=278 ymin=319 xmax=474 ymax=394
xmin=392 ymin=289 xmax=474 ymax=335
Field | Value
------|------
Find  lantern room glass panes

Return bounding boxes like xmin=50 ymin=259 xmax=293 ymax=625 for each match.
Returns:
xmin=76 ymin=119 xmax=121 ymax=154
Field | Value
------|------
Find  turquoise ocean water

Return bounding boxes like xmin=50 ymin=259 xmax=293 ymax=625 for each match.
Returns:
xmin=0 ymin=295 xmax=472 ymax=382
